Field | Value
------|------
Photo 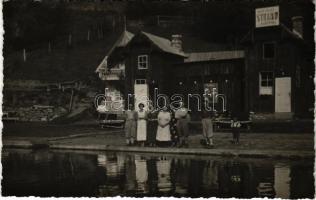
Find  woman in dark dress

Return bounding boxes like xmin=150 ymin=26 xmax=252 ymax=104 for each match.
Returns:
xmin=147 ymin=110 xmax=158 ymax=147
xmin=169 ymin=109 xmax=178 ymax=147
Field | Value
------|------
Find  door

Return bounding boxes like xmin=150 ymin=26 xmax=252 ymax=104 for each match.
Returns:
xmin=275 ymin=77 xmax=291 ymax=113
xmin=134 ymin=79 xmax=149 ymax=111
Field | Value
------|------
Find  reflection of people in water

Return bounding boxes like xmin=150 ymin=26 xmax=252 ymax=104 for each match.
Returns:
xmin=156 ymin=157 xmax=172 ymax=194
xmin=147 ymin=158 xmax=158 ymax=195
xmin=116 ymin=153 xmax=126 ymax=175
xmin=135 ymin=155 xmax=148 ymax=194
xmin=125 ymin=155 xmax=136 ymax=194
xmin=217 ymin=160 xmax=252 ymax=198
xmin=173 ymin=159 xmax=189 ymax=195
xmin=202 ymin=160 xmax=219 ymax=192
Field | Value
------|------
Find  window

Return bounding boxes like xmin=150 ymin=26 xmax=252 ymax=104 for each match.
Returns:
xmin=259 ymin=71 xmax=273 ymax=95
xmin=137 ymin=55 xmax=148 ymax=69
xmin=263 ymin=43 xmax=275 ymax=59
xmin=135 ymin=79 xmax=146 ymax=85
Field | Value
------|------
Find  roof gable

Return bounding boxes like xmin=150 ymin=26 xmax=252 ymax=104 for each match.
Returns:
xmin=95 ymin=30 xmax=134 ymax=73
xmin=140 ymin=31 xmax=187 ymax=57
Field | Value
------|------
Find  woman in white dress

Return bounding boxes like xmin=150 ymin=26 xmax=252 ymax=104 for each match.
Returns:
xmin=156 ymin=107 xmax=172 ymax=147
xmin=136 ymin=103 xmax=147 ymax=146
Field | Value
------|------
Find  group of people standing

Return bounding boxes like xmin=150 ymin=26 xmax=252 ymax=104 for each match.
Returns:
xmin=124 ymin=102 xmax=190 ymax=148
xmin=125 ymin=102 xmax=243 ymax=148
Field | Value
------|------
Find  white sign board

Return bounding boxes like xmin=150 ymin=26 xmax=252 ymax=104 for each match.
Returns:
xmin=256 ymin=6 xmax=280 ymax=28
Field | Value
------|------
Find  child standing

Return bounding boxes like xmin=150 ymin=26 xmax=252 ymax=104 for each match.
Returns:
xmin=231 ymin=117 xmax=241 ymax=144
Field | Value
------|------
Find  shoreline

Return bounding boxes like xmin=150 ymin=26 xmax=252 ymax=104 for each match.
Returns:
xmin=3 ymin=139 xmax=314 ymax=160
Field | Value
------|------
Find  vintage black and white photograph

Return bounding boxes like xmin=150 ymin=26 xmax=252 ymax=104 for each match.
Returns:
xmin=1 ymin=0 xmax=315 ymax=198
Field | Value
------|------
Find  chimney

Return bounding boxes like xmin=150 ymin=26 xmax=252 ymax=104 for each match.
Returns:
xmin=291 ymin=16 xmax=303 ymax=38
xmin=171 ymin=34 xmax=183 ymax=51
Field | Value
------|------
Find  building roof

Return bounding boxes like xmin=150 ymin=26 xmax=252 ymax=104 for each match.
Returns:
xmin=116 ymin=30 xmax=135 ymax=47
xmin=96 ymin=29 xmax=246 ymax=75
xmin=95 ymin=30 xmax=188 ymax=73
xmin=280 ymin=23 xmax=303 ymax=40
xmin=241 ymin=23 xmax=304 ymax=44
xmin=95 ymin=30 xmax=134 ymax=73
xmin=141 ymin=31 xmax=187 ymax=57
xmin=184 ymin=50 xmax=245 ymax=63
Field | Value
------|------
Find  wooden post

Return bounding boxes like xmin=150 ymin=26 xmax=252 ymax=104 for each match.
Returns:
xmin=124 ymin=15 xmax=127 ymax=31
xmin=100 ymin=25 xmax=103 ymax=39
xmin=68 ymin=34 xmax=72 ymax=46
xmin=69 ymin=89 xmax=74 ymax=112
xmin=48 ymin=41 xmax=51 ymax=53
xmin=87 ymin=30 xmax=90 ymax=41
xmin=112 ymin=17 xmax=115 ymax=32
xmin=23 ymin=48 xmax=26 ymax=62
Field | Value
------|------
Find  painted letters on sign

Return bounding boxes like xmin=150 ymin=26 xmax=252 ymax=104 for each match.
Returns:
xmin=256 ymin=6 xmax=279 ymax=28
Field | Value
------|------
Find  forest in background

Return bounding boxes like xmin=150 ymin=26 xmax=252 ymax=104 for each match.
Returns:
xmin=3 ymin=0 xmax=314 ymax=83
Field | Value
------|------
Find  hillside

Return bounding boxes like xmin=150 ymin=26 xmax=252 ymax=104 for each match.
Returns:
xmin=3 ymin=0 xmax=314 ymax=83
xmin=4 ymin=34 xmax=119 ymax=82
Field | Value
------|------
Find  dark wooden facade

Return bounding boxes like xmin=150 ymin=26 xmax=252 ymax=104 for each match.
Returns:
xmin=170 ymin=59 xmax=245 ymax=119
xmin=104 ymin=26 xmax=313 ymax=119
xmin=123 ymin=33 xmax=184 ymax=107
xmin=243 ymin=26 xmax=313 ymax=118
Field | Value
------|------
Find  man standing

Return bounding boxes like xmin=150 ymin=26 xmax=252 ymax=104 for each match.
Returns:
xmin=202 ymin=111 xmax=215 ymax=148
xmin=175 ymin=102 xmax=190 ymax=147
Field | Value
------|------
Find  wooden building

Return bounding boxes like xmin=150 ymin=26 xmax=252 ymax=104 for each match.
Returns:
xmin=96 ymin=10 xmax=313 ymax=120
xmin=242 ymin=15 xmax=314 ymax=119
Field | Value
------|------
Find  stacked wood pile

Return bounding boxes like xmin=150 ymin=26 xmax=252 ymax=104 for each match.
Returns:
xmin=6 ymin=106 xmax=68 ymax=122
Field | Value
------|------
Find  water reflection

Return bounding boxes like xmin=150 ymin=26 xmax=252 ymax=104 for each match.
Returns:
xmin=274 ymin=163 xmax=290 ymax=199
xmin=135 ymin=155 xmax=148 ymax=193
xmin=2 ymin=149 xmax=314 ymax=198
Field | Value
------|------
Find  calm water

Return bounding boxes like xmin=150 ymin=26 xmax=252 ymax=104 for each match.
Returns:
xmin=2 ymin=149 xmax=314 ymax=198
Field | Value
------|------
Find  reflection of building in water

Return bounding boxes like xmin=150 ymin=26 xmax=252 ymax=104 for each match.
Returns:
xmin=157 ymin=158 xmax=172 ymax=193
xmin=254 ymin=163 xmax=275 ymax=198
xmin=97 ymin=154 xmax=107 ymax=167
xmin=135 ymin=155 xmax=148 ymax=194
xmin=97 ymin=154 xmax=118 ymax=178
xmin=97 ymin=153 xmax=126 ymax=176
xmin=33 ymin=151 xmax=53 ymax=165
xmin=97 ymin=153 xmax=126 ymax=196
xmin=257 ymin=182 xmax=274 ymax=198
xmin=274 ymin=163 xmax=290 ymax=199
xmin=106 ymin=154 xmax=120 ymax=178
xmin=290 ymin=164 xmax=314 ymax=199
